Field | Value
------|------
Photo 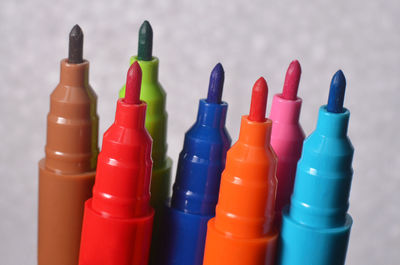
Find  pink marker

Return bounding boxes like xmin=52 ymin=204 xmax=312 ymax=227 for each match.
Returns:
xmin=269 ymin=60 xmax=305 ymax=225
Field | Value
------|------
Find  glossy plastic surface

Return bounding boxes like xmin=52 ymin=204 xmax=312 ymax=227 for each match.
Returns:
xmin=278 ymin=106 xmax=354 ymax=265
xmin=38 ymin=59 xmax=98 ymax=265
xmin=120 ymin=57 xmax=172 ymax=202
xmin=269 ymin=94 xmax=305 ymax=224
xmin=171 ymin=100 xmax=230 ymax=214
xmin=79 ymin=99 xmax=154 ymax=265
xmin=203 ymin=115 xmax=278 ymax=265
xmin=157 ymin=99 xmax=231 ymax=265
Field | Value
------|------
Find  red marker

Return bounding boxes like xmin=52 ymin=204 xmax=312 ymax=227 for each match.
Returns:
xmin=79 ymin=62 xmax=154 ymax=265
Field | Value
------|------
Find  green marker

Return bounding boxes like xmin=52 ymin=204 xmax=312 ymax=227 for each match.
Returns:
xmin=119 ymin=21 xmax=172 ymax=262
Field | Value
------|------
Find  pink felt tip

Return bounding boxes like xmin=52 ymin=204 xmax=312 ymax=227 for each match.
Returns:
xmin=124 ymin=61 xmax=142 ymax=104
xmin=248 ymin=77 xmax=268 ymax=122
xmin=282 ymin=60 xmax=301 ymax=100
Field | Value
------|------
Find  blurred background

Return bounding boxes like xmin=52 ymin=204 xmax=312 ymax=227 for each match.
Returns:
xmin=0 ymin=0 xmax=399 ymax=264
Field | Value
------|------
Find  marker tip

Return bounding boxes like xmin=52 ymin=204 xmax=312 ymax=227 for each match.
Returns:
xmin=137 ymin=20 xmax=153 ymax=61
xmin=206 ymin=63 xmax=225 ymax=104
xmin=282 ymin=60 xmax=301 ymax=100
xmin=68 ymin=24 xmax=84 ymax=64
xmin=248 ymin=77 xmax=268 ymax=122
xmin=327 ymin=70 xmax=346 ymax=113
xmin=124 ymin=61 xmax=142 ymax=104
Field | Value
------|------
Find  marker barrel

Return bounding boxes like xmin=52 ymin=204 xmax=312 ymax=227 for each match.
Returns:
xmin=171 ymin=100 xmax=230 ymax=214
xmin=79 ymin=99 xmax=154 ymax=265
xmin=38 ymin=59 xmax=98 ymax=265
xmin=203 ymin=116 xmax=278 ymax=265
xmin=159 ymin=99 xmax=231 ymax=265
xmin=269 ymin=94 xmax=304 ymax=224
xmin=119 ymin=56 xmax=172 ymax=264
xmin=278 ymin=106 xmax=354 ymax=265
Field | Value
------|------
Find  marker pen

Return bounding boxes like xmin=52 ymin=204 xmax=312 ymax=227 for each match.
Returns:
xmin=38 ymin=25 xmax=99 ymax=265
xmin=278 ymin=70 xmax=354 ymax=265
xmin=79 ymin=62 xmax=154 ymax=265
xmin=269 ymin=60 xmax=305 ymax=224
xmin=203 ymin=77 xmax=278 ymax=265
xmin=119 ymin=21 xmax=172 ymax=258
xmin=158 ymin=63 xmax=231 ymax=265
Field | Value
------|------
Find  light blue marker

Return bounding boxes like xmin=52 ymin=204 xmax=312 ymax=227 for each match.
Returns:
xmin=278 ymin=70 xmax=354 ymax=265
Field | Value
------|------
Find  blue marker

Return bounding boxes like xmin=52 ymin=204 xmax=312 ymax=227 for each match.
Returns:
xmin=157 ymin=63 xmax=231 ymax=265
xmin=278 ymin=70 xmax=354 ymax=265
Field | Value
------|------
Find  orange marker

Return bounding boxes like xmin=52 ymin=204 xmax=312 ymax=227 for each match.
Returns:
xmin=202 ymin=77 xmax=278 ymax=265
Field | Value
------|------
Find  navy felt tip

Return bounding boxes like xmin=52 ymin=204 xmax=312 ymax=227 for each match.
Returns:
xmin=327 ymin=70 xmax=346 ymax=113
xmin=206 ymin=63 xmax=225 ymax=104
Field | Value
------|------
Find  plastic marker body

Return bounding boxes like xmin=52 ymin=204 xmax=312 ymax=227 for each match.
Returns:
xmin=119 ymin=22 xmax=172 ymax=257
xmin=38 ymin=25 xmax=99 ymax=265
xmin=278 ymin=70 xmax=354 ymax=265
xmin=269 ymin=60 xmax=305 ymax=224
xmin=203 ymin=78 xmax=278 ymax=265
xmin=79 ymin=62 xmax=154 ymax=265
xmin=158 ymin=64 xmax=231 ymax=265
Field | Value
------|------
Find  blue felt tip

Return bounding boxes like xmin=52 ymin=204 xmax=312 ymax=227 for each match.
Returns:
xmin=327 ymin=70 xmax=346 ymax=113
xmin=206 ymin=63 xmax=224 ymax=104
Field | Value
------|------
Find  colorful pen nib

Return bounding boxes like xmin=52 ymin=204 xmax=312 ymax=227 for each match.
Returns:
xmin=248 ymin=77 xmax=268 ymax=122
xmin=68 ymin=24 xmax=84 ymax=64
xmin=206 ymin=63 xmax=224 ymax=104
xmin=138 ymin=20 xmax=153 ymax=61
xmin=327 ymin=70 xmax=346 ymax=113
xmin=282 ymin=60 xmax=301 ymax=100
xmin=124 ymin=62 xmax=142 ymax=104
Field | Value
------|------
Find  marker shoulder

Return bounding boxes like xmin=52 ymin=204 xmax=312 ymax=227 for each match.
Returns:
xmin=214 ymin=116 xmax=277 ymax=238
xmin=171 ymin=99 xmax=231 ymax=215
xmin=45 ymin=59 xmax=99 ymax=174
xmin=91 ymin=100 xmax=153 ymax=219
xmin=288 ymin=106 xmax=354 ymax=229
xmin=39 ymin=57 xmax=99 ymax=265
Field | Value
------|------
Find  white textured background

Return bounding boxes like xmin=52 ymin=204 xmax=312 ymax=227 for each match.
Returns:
xmin=0 ymin=0 xmax=399 ymax=264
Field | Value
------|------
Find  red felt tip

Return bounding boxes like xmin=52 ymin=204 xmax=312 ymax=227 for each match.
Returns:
xmin=124 ymin=61 xmax=142 ymax=104
xmin=248 ymin=77 xmax=268 ymax=122
xmin=282 ymin=60 xmax=301 ymax=100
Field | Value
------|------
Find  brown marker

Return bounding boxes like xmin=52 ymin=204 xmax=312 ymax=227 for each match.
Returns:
xmin=38 ymin=24 xmax=99 ymax=265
